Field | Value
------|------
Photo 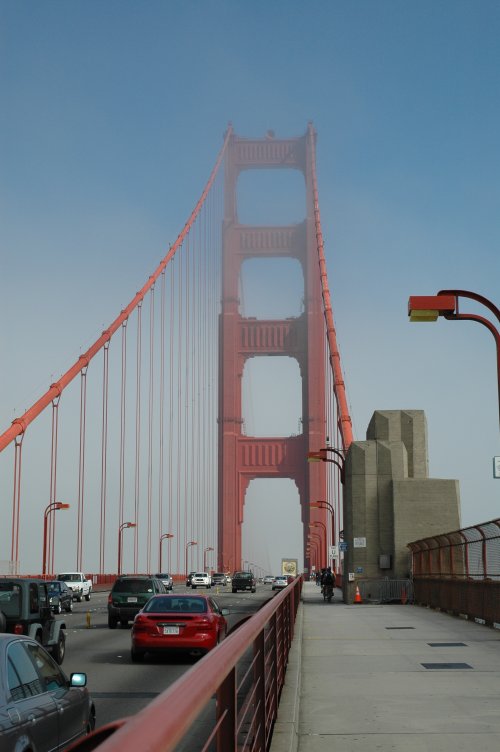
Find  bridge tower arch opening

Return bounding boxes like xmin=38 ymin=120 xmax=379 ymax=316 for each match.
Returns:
xmin=218 ymin=127 xmax=326 ymax=574
xmin=242 ymin=478 xmax=303 ymax=576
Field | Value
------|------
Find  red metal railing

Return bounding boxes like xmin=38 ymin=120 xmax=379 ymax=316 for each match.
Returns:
xmin=68 ymin=578 xmax=302 ymax=752
xmin=408 ymin=519 xmax=500 ymax=625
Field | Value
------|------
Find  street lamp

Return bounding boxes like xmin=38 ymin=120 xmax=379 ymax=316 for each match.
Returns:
xmin=203 ymin=546 xmax=214 ymax=572
xmin=118 ymin=522 xmax=136 ymax=575
xmin=307 ymin=447 xmax=346 ymax=483
xmin=185 ymin=540 xmax=198 ymax=578
xmin=408 ymin=290 xmax=500 ymax=428
xmin=310 ymin=500 xmax=335 ymax=548
xmin=42 ymin=502 xmax=70 ymax=576
xmin=159 ymin=533 xmax=174 ymax=572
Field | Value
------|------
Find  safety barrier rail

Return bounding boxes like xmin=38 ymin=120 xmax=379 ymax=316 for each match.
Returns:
xmin=69 ymin=577 xmax=302 ymax=752
xmin=408 ymin=518 xmax=500 ymax=626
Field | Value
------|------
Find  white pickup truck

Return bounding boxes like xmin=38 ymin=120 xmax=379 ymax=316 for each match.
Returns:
xmin=56 ymin=572 xmax=92 ymax=602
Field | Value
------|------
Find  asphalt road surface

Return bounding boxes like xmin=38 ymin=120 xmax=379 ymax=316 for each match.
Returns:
xmin=60 ymin=583 xmax=274 ymax=730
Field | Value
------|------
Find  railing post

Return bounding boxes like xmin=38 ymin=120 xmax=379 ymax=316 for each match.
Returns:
xmin=217 ymin=666 xmax=236 ymax=752
xmin=254 ymin=631 xmax=266 ymax=751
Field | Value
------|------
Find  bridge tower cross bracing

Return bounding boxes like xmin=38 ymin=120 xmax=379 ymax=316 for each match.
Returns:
xmin=218 ymin=127 xmax=326 ymax=574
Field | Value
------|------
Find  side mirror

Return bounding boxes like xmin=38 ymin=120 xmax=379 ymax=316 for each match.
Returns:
xmin=221 ymin=608 xmax=230 ymax=616
xmin=70 ymin=672 xmax=87 ymax=687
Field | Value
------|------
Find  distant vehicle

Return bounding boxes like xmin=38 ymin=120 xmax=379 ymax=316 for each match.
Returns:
xmin=0 ymin=633 xmax=95 ymax=751
xmin=56 ymin=572 xmax=92 ymax=602
xmin=272 ymin=576 xmax=288 ymax=591
xmin=186 ymin=571 xmax=196 ymax=587
xmin=131 ymin=594 xmax=229 ymax=661
xmin=211 ymin=573 xmax=227 ymax=586
xmin=155 ymin=573 xmax=174 ymax=590
xmin=231 ymin=571 xmax=256 ymax=593
xmin=107 ymin=576 xmax=166 ymax=629
xmin=263 ymin=575 xmax=274 ymax=584
xmin=191 ymin=572 xmax=211 ymax=589
xmin=46 ymin=580 xmax=74 ymax=614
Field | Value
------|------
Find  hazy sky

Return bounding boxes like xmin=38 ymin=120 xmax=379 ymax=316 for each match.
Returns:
xmin=1 ymin=1 xmax=499 ymax=573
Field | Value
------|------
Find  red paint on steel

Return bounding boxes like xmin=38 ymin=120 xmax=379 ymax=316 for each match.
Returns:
xmin=307 ymin=123 xmax=353 ymax=450
xmin=0 ymin=126 xmax=232 ymax=455
xmin=218 ymin=125 xmax=327 ymax=575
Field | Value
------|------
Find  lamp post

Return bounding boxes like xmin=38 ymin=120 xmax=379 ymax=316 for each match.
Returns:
xmin=308 ymin=531 xmax=323 ymax=567
xmin=159 ymin=533 xmax=174 ymax=572
xmin=310 ymin=500 xmax=335 ymax=549
xmin=42 ymin=502 xmax=70 ymax=576
xmin=408 ymin=290 xmax=500 ymax=428
xmin=307 ymin=447 xmax=346 ymax=483
xmin=203 ymin=546 xmax=214 ymax=572
xmin=118 ymin=522 xmax=136 ymax=575
xmin=185 ymin=540 xmax=197 ymax=578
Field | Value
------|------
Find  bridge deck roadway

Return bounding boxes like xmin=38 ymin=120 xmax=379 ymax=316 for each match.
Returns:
xmin=271 ymin=581 xmax=500 ymax=752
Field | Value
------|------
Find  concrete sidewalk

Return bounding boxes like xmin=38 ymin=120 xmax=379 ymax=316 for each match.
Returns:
xmin=270 ymin=580 xmax=500 ymax=751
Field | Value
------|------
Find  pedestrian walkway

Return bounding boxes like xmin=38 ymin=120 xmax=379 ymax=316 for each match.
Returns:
xmin=270 ymin=580 xmax=500 ymax=751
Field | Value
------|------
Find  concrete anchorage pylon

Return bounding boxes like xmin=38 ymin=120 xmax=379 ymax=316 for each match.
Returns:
xmin=217 ymin=127 xmax=327 ymax=574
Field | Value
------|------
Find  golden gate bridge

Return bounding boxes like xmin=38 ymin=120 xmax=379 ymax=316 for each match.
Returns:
xmin=0 ymin=123 xmax=351 ymax=580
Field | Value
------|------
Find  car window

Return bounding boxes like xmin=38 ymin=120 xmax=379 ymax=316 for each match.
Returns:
xmin=0 ymin=582 xmax=21 ymax=617
xmin=25 ymin=642 xmax=67 ymax=691
xmin=113 ymin=578 xmax=153 ymax=593
xmin=7 ymin=642 xmax=45 ymax=699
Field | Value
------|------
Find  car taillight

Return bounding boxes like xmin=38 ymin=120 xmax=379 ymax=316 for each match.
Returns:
xmin=13 ymin=624 xmax=24 ymax=635
xmin=193 ymin=617 xmax=211 ymax=627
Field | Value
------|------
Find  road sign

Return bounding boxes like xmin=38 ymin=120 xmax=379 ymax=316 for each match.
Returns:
xmin=339 ymin=542 xmax=348 ymax=552
xmin=329 ymin=545 xmax=338 ymax=558
xmin=353 ymin=537 xmax=366 ymax=548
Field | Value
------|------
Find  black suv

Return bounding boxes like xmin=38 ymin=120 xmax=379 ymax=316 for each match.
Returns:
xmin=107 ymin=575 xmax=166 ymax=628
xmin=231 ymin=571 xmax=257 ymax=593
xmin=0 ymin=578 xmax=67 ymax=663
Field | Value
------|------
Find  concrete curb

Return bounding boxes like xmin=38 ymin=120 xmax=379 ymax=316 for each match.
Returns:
xmin=269 ymin=597 xmax=304 ymax=752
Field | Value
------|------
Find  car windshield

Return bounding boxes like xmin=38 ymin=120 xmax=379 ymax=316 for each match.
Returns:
xmin=47 ymin=583 xmax=61 ymax=593
xmin=144 ymin=596 xmax=207 ymax=614
xmin=113 ymin=579 xmax=153 ymax=593
xmin=155 ymin=574 xmax=170 ymax=578
xmin=58 ymin=574 xmax=79 ymax=582
xmin=0 ymin=582 xmax=22 ymax=617
xmin=234 ymin=572 xmax=252 ymax=578
xmin=194 ymin=573 xmax=208 ymax=577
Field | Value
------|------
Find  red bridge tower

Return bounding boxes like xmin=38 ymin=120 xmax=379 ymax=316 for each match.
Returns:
xmin=218 ymin=126 xmax=326 ymax=573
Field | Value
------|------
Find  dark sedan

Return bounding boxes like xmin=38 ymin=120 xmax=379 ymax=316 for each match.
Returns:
xmin=47 ymin=580 xmax=74 ymax=614
xmin=0 ymin=633 xmax=95 ymax=751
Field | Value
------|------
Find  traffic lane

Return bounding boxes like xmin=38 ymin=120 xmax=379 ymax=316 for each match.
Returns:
xmin=61 ymin=586 xmax=274 ymax=728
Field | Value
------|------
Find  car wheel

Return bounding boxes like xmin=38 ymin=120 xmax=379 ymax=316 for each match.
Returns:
xmin=0 ymin=610 xmax=6 ymax=633
xmin=85 ymin=593 xmax=91 ymax=601
xmin=77 ymin=593 xmax=82 ymax=603
xmin=108 ymin=615 xmax=118 ymax=629
xmin=232 ymin=588 xmax=237 ymax=593
xmin=65 ymin=601 xmax=73 ymax=613
xmin=251 ymin=588 xmax=256 ymax=593
xmin=87 ymin=706 xmax=96 ymax=733
xmin=131 ymin=647 xmax=145 ymax=662
xmin=53 ymin=631 xmax=66 ymax=664
xmin=192 ymin=585 xmax=197 ymax=589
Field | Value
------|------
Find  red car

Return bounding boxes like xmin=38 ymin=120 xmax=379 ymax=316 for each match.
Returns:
xmin=131 ymin=594 xmax=229 ymax=661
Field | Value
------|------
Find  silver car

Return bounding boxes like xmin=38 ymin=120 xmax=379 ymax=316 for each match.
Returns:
xmin=0 ymin=633 xmax=95 ymax=751
xmin=155 ymin=573 xmax=174 ymax=590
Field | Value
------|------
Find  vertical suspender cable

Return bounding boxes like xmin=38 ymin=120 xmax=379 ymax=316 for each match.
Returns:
xmin=49 ymin=397 xmax=60 ymax=575
xmin=168 ymin=262 xmax=175 ymax=574
xmin=146 ymin=286 xmax=155 ymax=572
xmin=134 ymin=302 xmax=143 ymax=573
xmin=11 ymin=436 xmax=23 ymax=573
xmin=158 ymin=271 xmax=166 ymax=569
xmin=77 ymin=367 xmax=88 ymax=571
xmin=99 ymin=341 xmax=110 ymax=575
xmin=119 ymin=321 xmax=128 ymax=534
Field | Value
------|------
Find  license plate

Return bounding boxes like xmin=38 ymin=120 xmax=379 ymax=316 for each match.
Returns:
xmin=127 ymin=597 xmax=138 ymax=603
xmin=163 ymin=626 xmax=179 ymax=635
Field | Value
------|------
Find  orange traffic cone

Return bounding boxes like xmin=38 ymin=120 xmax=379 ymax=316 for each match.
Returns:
xmin=354 ymin=585 xmax=362 ymax=604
